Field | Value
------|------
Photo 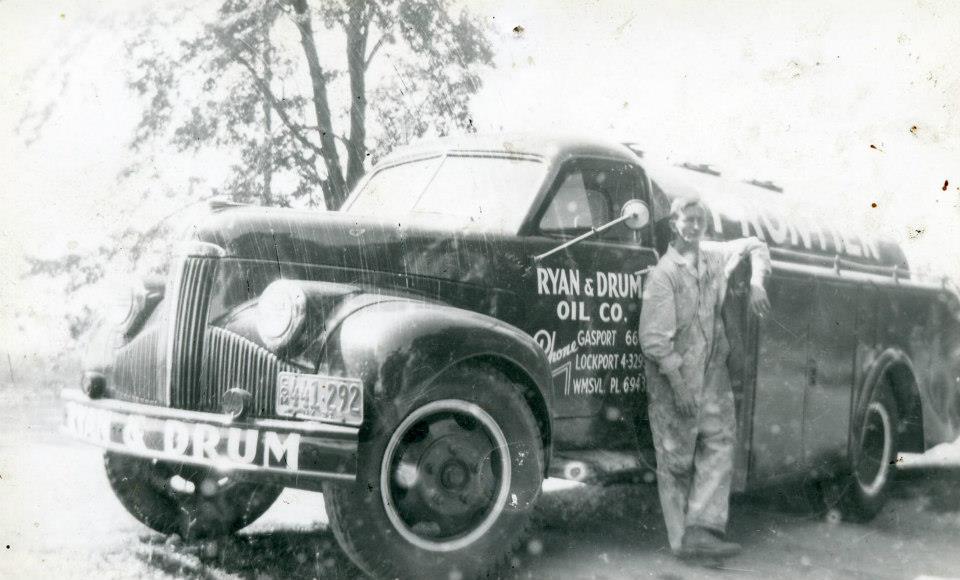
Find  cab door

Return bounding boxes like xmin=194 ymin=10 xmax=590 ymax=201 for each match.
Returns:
xmin=515 ymin=158 xmax=659 ymax=449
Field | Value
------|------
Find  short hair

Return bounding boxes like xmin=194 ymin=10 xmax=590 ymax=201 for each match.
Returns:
xmin=669 ymin=196 xmax=705 ymax=220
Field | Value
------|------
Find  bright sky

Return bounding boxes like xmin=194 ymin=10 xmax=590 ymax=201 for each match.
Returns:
xmin=1 ymin=0 xmax=958 ymax=355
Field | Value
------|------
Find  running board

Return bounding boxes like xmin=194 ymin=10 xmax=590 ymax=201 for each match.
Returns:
xmin=549 ymin=449 xmax=658 ymax=485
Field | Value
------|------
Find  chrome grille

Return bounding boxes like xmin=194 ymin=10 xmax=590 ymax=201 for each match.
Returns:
xmin=108 ymin=255 xmax=296 ymax=416
xmin=200 ymin=326 xmax=297 ymax=416
xmin=169 ymin=257 xmax=217 ymax=409
xmin=109 ymin=324 xmax=166 ymax=404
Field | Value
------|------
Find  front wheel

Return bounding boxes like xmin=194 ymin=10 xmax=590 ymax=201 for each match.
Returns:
xmin=324 ymin=364 xmax=544 ymax=579
xmin=104 ymin=453 xmax=283 ymax=539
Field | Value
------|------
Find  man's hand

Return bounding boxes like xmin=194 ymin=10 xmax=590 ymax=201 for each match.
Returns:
xmin=749 ymin=282 xmax=771 ymax=319
xmin=666 ymin=369 xmax=697 ymax=418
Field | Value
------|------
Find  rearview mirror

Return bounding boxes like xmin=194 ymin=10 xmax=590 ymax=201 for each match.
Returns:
xmin=620 ymin=199 xmax=650 ymax=230
xmin=533 ymin=198 xmax=652 ymax=262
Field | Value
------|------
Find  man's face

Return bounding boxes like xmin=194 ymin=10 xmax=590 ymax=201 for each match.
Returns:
xmin=672 ymin=204 xmax=706 ymax=244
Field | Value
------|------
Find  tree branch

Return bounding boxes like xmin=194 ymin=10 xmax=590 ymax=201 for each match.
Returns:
xmin=364 ymin=34 xmax=387 ymax=70
xmin=344 ymin=0 xmax=369 ymax=191
xmin=231 ymin=51 xmax=324 ymax=160
xmin=291 ymin=0 xmax=348 ymax=209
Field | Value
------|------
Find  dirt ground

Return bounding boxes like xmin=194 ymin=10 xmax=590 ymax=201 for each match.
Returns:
xmin=3 ymin=388 xmax=960 ymax=580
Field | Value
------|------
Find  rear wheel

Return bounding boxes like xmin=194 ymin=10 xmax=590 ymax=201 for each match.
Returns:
xmin=104 ymin=453 xmax=282 ymax=539
xmin=824 ymin=381 xmax=899 ymax=522
xmin=324 ymin=364 xmax=544 ymax=579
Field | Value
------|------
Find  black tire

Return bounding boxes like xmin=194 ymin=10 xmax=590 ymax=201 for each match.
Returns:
xmin=824 ymin=380 xmax=899 ymax=522
xmin=324 ymin=363 xmax=545 ymax=580
xmin=104 ymin=452 xmax=283 ymax=539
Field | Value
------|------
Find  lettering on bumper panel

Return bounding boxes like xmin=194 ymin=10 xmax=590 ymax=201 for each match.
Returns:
xmin=64 ymin=401 xmax=302 ymax=471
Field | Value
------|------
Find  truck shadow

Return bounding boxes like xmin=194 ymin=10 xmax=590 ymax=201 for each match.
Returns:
xmin=135 ymin=528 xmax=365 ymax=579
xmin=133 ymin=469 xmax=960 ymax=580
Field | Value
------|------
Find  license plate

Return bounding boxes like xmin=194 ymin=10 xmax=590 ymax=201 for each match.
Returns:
xmin=276 ymin=372 xmax=363 ymax=426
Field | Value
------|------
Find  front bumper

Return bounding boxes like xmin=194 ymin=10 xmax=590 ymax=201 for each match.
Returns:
xmin=61 ymin=389 xmax=358 ymax=486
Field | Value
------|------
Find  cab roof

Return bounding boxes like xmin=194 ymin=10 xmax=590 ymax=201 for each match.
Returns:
xmin=377 ymin=133 xmax=640 ymax=166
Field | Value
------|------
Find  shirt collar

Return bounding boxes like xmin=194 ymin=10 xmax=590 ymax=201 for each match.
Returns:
xmin=662 ymin=245 xmax=707 ymax=278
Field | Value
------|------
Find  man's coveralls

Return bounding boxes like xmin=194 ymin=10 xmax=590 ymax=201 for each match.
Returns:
xmin=639 ymin=239 xmax=770 ymax=552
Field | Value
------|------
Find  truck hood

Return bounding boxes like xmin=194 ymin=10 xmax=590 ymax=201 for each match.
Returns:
xmin=191 ymin=206 xmax=499 ymax=285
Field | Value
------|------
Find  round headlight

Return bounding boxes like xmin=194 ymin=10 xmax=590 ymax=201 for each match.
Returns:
xmin=107 ymin=280 xmax=147 ymax=331
xmin=256 ymin=280 xmax=307 ymax=350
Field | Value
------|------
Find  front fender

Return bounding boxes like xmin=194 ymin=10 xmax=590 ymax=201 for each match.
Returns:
xmin=855 ymin=347 xmax=921 ymax=450
xmin=857 ymin=348 xmax=914 ymax=414
xmin=318 ymin=298 xmax=554 ymax=447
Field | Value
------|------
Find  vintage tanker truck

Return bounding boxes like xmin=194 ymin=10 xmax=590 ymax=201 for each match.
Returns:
xmin=63 ymin=135 xmax=960 ymax=578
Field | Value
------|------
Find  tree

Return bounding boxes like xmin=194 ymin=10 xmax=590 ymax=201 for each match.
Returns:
xmin=129 ymin=0 xmax=494 ymax=210
xmin=21 ymin=0 xmax=493 ymax=342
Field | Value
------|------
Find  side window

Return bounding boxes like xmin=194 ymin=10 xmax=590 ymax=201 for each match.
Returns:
xmin=537 ymin=159 xmax=651 ymax=245
xmin=538 ymin=172 xmax=612 ymax=232
xmin=650 ymin=180 xmax=673 ymax=256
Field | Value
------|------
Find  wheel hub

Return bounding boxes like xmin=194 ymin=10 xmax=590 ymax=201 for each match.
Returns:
xmin=408 ymin=431 xmax=494 ymax=516
xmin=441 ymin=461 xmax=468 ymax=489
xmin=382 ymin=401 xmax=512 ymax=551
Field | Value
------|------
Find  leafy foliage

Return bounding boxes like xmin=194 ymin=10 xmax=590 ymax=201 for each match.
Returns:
xmin=22 ymin=0 xmax=493 ymax=342
xmin=129 ymin=0 xmax=493 ymax=209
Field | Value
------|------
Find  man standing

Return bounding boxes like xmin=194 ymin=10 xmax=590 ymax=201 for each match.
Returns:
xmin=639 ymin=197 xmax=771 ymax=559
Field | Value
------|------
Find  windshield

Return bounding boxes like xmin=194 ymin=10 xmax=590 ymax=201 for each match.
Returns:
xmin=345 ymin=154 xmax=548 ymax=232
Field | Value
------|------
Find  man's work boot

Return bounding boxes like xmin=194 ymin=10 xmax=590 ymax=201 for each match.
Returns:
xmin=677 ymin=526 xmax=741 ymax=559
